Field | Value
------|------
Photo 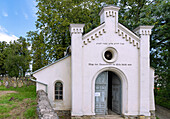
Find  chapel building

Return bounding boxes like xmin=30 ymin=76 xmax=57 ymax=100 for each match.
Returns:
xmin=33 ymin=5 xmax=155 ymax=118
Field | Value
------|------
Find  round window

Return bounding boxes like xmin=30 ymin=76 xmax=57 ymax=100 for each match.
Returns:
xmin=103 ymin=47 xmax=118 ymax=63
xmin=104 ymin=51 xmax=113 ymax=60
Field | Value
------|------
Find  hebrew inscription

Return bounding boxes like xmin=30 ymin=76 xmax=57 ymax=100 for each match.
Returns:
xmin=96 ymin=42 xmax=125 ymax=45
xmin=88 ymin=63 xmax=132 ymax=66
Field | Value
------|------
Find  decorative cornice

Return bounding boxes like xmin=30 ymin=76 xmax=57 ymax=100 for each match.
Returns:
xmin=105 ymin=10 xmax=117 ymax=17
xmin=99 ymin=6 xmax=120 ymax=16
xmin=82 ymin=23 xmax=106 ymax=45
xmin=117 ymin=23 xmax=140 ymax=49
xmin=70 ymin=24 xmax=85 ymax=34
xmin=133 ymin=25 xmax=154 ymax=35
xmin=82 ymin=23 xmax=141 ymax=49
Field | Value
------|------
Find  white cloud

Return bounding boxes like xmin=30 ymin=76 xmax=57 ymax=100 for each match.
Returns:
xmin=0 ymin=26 xmax=8 ymax=33
xmin=0 ymin=26 xmax=18 ymax=43
xmin=2 ymin=11 xmax=8 ymax=17
xmin=0 ymin=32 xmax=18 ymax=43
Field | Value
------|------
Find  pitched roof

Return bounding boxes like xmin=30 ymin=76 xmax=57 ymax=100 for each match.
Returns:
xmin=32 ymin=54 xmax=71 ymax=75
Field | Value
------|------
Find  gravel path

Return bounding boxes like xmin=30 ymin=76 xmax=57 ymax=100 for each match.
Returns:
xmin=156 ymin=105 xmax=170 ymax=119
xmin=0 ymin=91 xmax=18 ymax=96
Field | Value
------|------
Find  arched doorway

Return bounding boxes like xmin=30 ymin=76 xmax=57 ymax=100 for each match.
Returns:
xmin=95 ymin=71 xmax=121 ymax=115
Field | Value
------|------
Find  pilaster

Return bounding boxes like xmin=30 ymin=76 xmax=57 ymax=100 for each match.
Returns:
xmin=133 ymin=26 xmax=154 ymax=116
xmin=70 ymin=24 xmax=85 ymax=116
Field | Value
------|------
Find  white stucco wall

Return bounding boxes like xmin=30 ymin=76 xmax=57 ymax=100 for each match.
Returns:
xmin=150 ymin=67 xmax=155 ymax=111
xmin=81 ymin=25 xmax=139 ymax=116
xmin=33 ymin=56 xmax=71 ymax=110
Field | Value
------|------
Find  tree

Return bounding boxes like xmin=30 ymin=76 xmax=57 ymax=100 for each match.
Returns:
xmin=119 ymin=0 xmax=169 ymax=108
xmin=17 ymin=37 xmax=32 ymax=76
xmin=3 ymin=37 xmax=31 ymax=77
xmin=0 ymin=41 xmax=8 ymax=76
xmin=27 ymin=31 xmax=48 ymax=71
xmin=150 ymin=0 xmax=170 ymax=108
xmin=28 ymin=0 xmax=119 ymax=71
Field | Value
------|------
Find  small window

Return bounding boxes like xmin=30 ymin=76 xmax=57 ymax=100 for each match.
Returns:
xmin=102 ymin=47 xmax=118 ymax=63
xmin=55 ymin=82 xmax=63 ymax=100
xmin=104 ymin=51 xmax=113 ymax=60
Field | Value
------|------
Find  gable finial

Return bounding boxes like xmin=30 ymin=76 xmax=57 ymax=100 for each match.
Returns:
xmin=99 ymin=5 xmax=120 ymax=32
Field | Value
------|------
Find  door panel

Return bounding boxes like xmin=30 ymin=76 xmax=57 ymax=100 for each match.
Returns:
xmin=112 ymin=74 xmax=121 ymax=114
xmin=95 ymin=71 xmax=108 ymax=115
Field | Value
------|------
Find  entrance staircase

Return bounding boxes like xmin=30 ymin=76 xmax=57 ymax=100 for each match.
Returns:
xmin=77 ymin=111 xmax=124 ymax=119
xmin=72 ymin=111 xmax=124 ymax=119
xmin=91 ymin=114 xmax=124 ymax=119
xmin=91 ymin=110 xmax=123 ymax=119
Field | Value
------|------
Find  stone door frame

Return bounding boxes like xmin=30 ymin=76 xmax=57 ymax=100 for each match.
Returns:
xmin=91 ymin=67 xmax=128 ymax=115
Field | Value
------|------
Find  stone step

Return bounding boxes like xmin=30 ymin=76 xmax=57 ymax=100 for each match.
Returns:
xmin=92 ymin=116 xmax=124 ymax=119
xmin=71 ymin=115 xmax=124 ymax=119
xmin=83 ymin=115 xmax=124 ymax=119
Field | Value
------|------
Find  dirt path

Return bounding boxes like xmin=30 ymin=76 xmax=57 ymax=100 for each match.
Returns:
xmin=9 ymin=98 xmax=35 ymax=119
xmin=0 ymin=91 xmax=18 ymax=97
xmin=156 ymin=105 xmax=170 ymax=119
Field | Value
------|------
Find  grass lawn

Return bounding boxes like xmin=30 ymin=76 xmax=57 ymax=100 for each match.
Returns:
xmin=0 ymin=85 xmax=38 ymax=119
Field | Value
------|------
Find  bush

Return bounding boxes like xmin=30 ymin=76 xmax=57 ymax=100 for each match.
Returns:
xmin=156 ymin=96 xmax=170 ymax=109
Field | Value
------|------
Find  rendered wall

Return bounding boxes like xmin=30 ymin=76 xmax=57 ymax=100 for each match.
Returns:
xmin=33 ymin=56 xmax=71 ymax=110
xmin=150 ymin=67 xmax=155 ymax=111
xmin=81 ymin=26 xmax=139 ymax=116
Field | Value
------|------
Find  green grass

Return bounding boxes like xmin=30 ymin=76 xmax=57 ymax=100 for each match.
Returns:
xmin=0 ymin=85 xmax=37 ymax=119
xmin=0 ymin=105 xmax=16 ymax=114
xmin=0 ymin=85 xmax=36 ymax=99
xmin=0 ymin=114 xmax=11 ymax=118
xmin=24 ymin=106 xmax=38 ymax=119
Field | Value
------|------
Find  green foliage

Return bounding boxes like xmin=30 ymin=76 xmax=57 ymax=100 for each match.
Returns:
xmin=156 ymin=96 xmax=170 ymax=109
xmin=28 ymin=0 xmax=119 ymax=71
xmin=0 ymin=37 xmax=31 ymax=77
xmin=150 ymin=0 xmax=169 ymax=107
xmin=119 ymin=0 xmax=169 ymax=108
xmin=119 ymin=0 xmax=154 ymax=29
xmin=0 ymin=41 xmax=8 ymax=76
xmin=151 ymin=0 xmax=169 ymax=86
xmin=27 ymin=31 xmax=49 ymax=71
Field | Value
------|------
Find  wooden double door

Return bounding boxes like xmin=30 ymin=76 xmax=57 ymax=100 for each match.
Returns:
xmin=95 ymin=71 xmax=121 ymax=115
